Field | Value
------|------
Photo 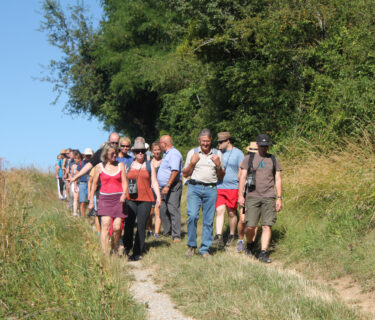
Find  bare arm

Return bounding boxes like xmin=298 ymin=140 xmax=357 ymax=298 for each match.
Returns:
xmin=161 ymin=170 xmax=179 ymax=194
xmin=182 ymin=152 xmax=200 ymax=178
xmin=55 ymin=162 xmax=60 ymax=179
xmin=72 ymin=162 xmax=93 ymax=182
xmin=120 ymin=163 xmax=128 ymax=203
xmin=151 ymin=164 xmax=161 ymax=206
xmin=88 ymin=165 xmax=100 ymax=209
xmin=237 ymin=168 xmax=247 ymax=207
xmin=275 ymin=171 xmax=282 ymax=212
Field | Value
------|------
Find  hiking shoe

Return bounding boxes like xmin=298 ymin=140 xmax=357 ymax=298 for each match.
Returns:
xmin=129 ymin=254 xmax=142 ymax=261
xmin=147 ymin=230 xmax=153 ymax=238
xmin=236 ymin=240 xmax=244 ymax=253
xmin=186 ymin=247 xmax=195 ymax=258
xmin=153 ymin=233 xmax=160 ymax=239
xmin=201 ymin=252 xmax=210 ymax=258
xmin=225 ymin=234 xmax=235 ymax=247
xmin=173 ymin=238 xmax=181 ymax=243
xmin=258 ymin=250 xmax=272 ymax=263
xmin=212 ymin=234 xmax=224 ymax=248
xmin=245 ymin=242 xmax=256 ymax=257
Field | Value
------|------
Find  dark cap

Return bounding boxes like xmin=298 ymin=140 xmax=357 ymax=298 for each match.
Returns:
xmin=256 ymin=134 xmax=271 ymax=146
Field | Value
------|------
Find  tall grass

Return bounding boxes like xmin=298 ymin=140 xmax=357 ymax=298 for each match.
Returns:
xmin=274 ymin=135 xmax=375 ymax=291
xmin=0 ymin=168 xmax=145 ymax=319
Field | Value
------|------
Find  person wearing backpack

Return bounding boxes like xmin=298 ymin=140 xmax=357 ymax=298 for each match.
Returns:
xmin=183 ymin=128 xmax=224 ymax=258
xmin=123 ymin=140 xmax=161 ymax=261
xmin=237 ymin=134 xmax=283 ymax=263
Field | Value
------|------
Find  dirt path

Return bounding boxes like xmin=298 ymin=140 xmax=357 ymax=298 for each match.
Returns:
xmin=128 ymin=260 xmax=194 ymax=320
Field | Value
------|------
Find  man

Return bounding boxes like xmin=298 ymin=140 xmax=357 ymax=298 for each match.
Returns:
xmin=71 ymin=132 xmax=120 ymax=182
xmin=236 ymin=141 xmax=258 ymax=253
xmin=183 ymin=128 xmax=224 ymax=258
xmin=238 ymin=134 xmax=282 ymax=263
xmin=157 ymin=135 xmax=183 ymax=242
xmin=212 ymin=132 xmax=244 ymax=248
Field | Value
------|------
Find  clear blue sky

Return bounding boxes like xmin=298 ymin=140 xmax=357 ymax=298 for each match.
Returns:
xmin=0 ymin=1 xmax=109 ymax=171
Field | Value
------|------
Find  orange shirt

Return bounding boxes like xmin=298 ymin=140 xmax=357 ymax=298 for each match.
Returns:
xmin=127 ymin=168 xmax=154 ymax=202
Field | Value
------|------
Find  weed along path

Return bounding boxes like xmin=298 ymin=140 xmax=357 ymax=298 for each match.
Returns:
xmin=128 ymin=260 xmax=194 ymax=320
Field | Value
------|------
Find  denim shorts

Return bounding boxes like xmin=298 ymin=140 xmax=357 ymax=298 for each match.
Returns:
xmin=78 ymin=182 xmax=88 ymax=203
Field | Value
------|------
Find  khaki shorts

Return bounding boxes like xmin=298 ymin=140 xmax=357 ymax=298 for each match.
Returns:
xmin=245 ymin=197 xmax=276 ymax=227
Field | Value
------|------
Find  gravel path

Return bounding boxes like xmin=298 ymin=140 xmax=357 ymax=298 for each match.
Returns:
xmin=128 ymin=261 xmax=194 ymax=320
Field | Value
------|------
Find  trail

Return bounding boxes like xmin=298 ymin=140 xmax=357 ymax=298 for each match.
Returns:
xmin=128 ymin=260 xmax=194 ymax=320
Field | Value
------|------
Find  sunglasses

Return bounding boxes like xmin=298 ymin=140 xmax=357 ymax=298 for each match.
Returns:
xmin=110 ymin=142 xmax=119 ymax=145
xmin=134 ymin=150 xmax=146 ymax=154
xmin=120 ymin=144 xmax=130 ymax=148
xmin=217 ymin=139 xmax=228 ymax=144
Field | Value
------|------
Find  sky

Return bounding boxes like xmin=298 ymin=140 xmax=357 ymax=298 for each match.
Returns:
xmin=0 ymin=1 xmax=109 ymax=172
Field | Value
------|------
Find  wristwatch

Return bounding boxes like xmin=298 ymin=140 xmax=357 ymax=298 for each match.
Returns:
xmin=277 ymin=196 xmax=282 ymax=199
xmin=166 ymin=184 xmax=171 ymax=188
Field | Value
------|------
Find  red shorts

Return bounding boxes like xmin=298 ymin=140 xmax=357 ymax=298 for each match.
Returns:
xmin=216 ymin=189 xmax=239 ymax=210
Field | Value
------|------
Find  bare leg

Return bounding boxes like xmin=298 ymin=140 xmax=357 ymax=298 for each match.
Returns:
xmin=95 ymin=216 xmax=101 ymax=233
xmin=80 ymin=202 xmax=86 ymax=218
xmin=100 ymin=216 xmax=111 ymax=254
xmin=245 ymin=226 xmax=257 ymax=244
xmin=154 ymin=206 xmax=161 ymax=234
xmin=112 ymin=218 xmax=122 ymax=253
xmin=215 ymin=204 xmax=226 ymax=235
xmin=73 ymin=184 xmax=79 ymax=215
xmin=261 ymin=225 xmax=272 ymax=251
xmin=227 ymin=208 xmax=237 ymax=235
xmin=238 ymin=209 xmax=245 ymax=240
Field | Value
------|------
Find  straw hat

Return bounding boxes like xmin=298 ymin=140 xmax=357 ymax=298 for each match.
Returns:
xmin=60 ymin=149 xmax=66 ymax=154
xmin=246 ymin=142 xmax=258 ymax=153
xmin=217 ymin=132 xmax=231 ymax=141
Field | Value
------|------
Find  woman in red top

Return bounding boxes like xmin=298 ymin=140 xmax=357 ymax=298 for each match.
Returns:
xmin=89 ymin=143 xmax=128 ymax=254
xmin=123 ymin=140 xmax=161 ymax=261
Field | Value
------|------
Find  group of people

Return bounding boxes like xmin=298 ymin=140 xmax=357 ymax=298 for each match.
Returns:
xmin=56 ymin=129 xmax=282 ymax=263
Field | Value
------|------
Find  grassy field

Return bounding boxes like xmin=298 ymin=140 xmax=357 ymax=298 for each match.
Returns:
xmin=139 ymin=138 xmax=374 ymax=319
xmin=0 ymin=169 xmax=145 ymax=319
xmin=274 ymin=139 xmax=375 ymax=291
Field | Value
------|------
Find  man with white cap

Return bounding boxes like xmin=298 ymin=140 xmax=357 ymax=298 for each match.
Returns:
xmin=238 ymin=134 xmax=283 ymax=263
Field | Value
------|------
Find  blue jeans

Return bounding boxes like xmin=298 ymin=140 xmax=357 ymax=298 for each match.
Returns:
xmin=187 ymin=184 xmax=217 ymax=254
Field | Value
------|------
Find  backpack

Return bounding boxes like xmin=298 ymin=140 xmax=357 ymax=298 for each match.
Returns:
xmin=194 ymin=147 xmax=218 ymax=155
xmin=247 ymin=153 xmax=277 ymax=182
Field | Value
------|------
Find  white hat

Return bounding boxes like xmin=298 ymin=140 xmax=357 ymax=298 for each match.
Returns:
xmin=84 ymin=148 xmax=94 ymax=155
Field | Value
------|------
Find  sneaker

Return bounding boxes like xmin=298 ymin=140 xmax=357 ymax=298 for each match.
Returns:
xmin=173 ymin=238 xmax=181 ymax=243
xmin=258 ymin=250 xmax=271 ymax=263
xmin=186 ymin=247 xmax=195 ymax=258
xmin=236 ymin=240 xmax=244 ymax=253
xmin=225 ymin=234 xmax=235 ymax=247
xmin=129 ymin=254 xmax=142 ymax=261
xmin=147 ymin=230 xmax=153 ymax=238
xmin=201 ymin=252 xmax=210 ymax=258
xmin=245 ymin=242 xmax=256 ymax=257
xmin=153 ymin=233 xmax=160 ymax=239
xmin=212 ymin=234 xmax=224 ymax=248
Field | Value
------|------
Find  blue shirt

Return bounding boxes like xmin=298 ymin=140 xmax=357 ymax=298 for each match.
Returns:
xmin=217 ymin=147 xmax=244 ymax=189
xmin=57 ymin=159 xmax=64 ymax=178
xmin=116 ymin=154 xmax=133 ymax=172
xmin=157 ymin=147 xmax=183 ymax=187
xmin=77 ymin=159 xmax=90 ymax=183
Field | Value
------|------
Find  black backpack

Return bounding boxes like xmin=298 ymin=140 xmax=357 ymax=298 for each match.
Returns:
xmin=247 ymin=153 xmax=277 ymax=182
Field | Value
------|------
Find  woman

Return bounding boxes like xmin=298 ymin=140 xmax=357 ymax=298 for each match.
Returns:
xmin=89 ymin=143 xmax=128 ymax=254
xmin=123 ymin=140 xmax=161 ymax=261
xmin=71 ymin=150 xmax=83 ymax=216
xmin=146 ymin=142 xmax=162 ymax=238
xmin=117 ymin=137 xmax=133 ymax=171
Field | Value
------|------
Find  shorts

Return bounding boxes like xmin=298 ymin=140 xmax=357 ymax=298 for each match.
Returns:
xmin=78 ymin=182 xmax=88 ymax=203
xmin=245 ymin=197 xmax=276 ymax=227
xmin=216 ymin=189 xmax=238 ymax=210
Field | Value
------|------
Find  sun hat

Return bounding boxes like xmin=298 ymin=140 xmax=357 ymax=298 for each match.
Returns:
xmin=217 ymin=132 xmax=231 ymax=141
xmin=84 ymin=148 xmax=94 ymax=155
xmin=256 ymin=134 xmax=271 ymax=146
xmin=60 ymin=149 xmax=66 ymax=154
xmin=246 ymin=142 xmax=258 ymax=153
xmin=131 ymin=141 xmax=147 ymax=151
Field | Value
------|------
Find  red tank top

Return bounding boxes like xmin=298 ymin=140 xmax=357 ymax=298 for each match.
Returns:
xmin=99 ymin=163 xmax=123 ymax=194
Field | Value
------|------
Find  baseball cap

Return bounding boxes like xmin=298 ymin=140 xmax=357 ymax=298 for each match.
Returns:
xmin=256 ymin=134 xmax=271 ymax=146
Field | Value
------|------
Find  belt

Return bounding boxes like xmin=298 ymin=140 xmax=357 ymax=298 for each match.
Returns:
xmin=189 ymin=179 xmax=217 ymax=187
